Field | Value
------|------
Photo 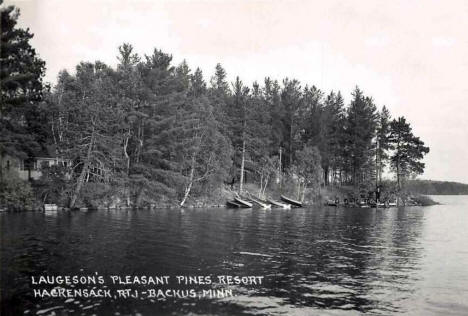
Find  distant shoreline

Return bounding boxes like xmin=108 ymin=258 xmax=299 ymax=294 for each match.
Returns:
xmin=405 ymin=180 xmax=468 ymax=195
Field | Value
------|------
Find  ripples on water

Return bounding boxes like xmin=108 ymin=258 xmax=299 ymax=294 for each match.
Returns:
xmin=1 ymin=195 xmax=468 ymax=315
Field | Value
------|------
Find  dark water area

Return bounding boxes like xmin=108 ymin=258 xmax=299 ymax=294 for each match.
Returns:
xmin=1 ymin=195 xmax=468 ymax=315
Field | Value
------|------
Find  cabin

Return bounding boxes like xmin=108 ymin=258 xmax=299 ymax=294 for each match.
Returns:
xmin=0 ymin=154 xmax=71 ymax=181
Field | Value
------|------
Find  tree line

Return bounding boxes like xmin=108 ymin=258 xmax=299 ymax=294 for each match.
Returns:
xmin=0 ymin=4 xmax=429 ymax=208
xmin=405 ymin=180 xmax=468 ymax=195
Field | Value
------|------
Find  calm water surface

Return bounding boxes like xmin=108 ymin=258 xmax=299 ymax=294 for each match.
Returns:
xmin=1 ymin=195 xmax=468 ymax=315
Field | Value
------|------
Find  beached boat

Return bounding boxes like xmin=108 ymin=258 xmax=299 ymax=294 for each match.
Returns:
xmin=369 ymin=201 xmax=386 ymax=208
xmin=248 ymin=197 xmax=271 ymax=209
xmin=44 ymin=204 xmax=58 ymax=211
xmin=234 ymin=196 xmax=253 ymax=208
xmin=280 ymin=195 xmax=303 ymax=207
xmin=267 ymin=198 xmax=291 ymax=209
xmin=325 ymin=200 xmax=338 ymax=207
xmin=226 ymin=200 xmax=243 ymax=208
xmin=386 ymin=201 xmax=397 ymax=207
xmin=355 ymin=199 xmax=370 ymax=208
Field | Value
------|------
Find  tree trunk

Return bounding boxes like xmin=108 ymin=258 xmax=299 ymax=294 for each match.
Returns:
xmin=262 ymin=175 xmax=269 ymax=197
xmin=135 ymin=120 xmax=144 ymax=164
xmin=277 ymin=146 xmax=282 ymax=186
xmin=289 ymin=121 xmax=293 ymax=168
xmin=123 ymin=131 xmax=131 ymax=206
xmin=259 ymin=174 xmax=263 ymax=197
xmin=69 ymin=129 xmax=94 ymax=208
xmin=180 ymin=155 xmax=196 ymax=207
xmin=375 ymin=149 xmax=378 ymax=208
xmin=301 ymin=183 xmax=306 ymax=202
xmin=239 ymin=139 xmax=245 ymax=194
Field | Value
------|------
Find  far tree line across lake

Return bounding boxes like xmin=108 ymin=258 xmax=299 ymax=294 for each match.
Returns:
xmin=0 ymin=4 xmax=431 ymax=210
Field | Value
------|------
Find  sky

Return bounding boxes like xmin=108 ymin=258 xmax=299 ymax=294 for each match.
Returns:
xmin=5 ymin=0 xmax=468 ymax=183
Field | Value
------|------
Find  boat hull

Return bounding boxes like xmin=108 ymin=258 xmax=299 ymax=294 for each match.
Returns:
xmin=234 ymin=197 xmax=253 ymax=208
xmin=226 ymin=200 xmax=243 ymax=208
xmin=280 ymin=195 xmax=303 ymax=207
xmin=243 ymin=196 xmax=271 ymax=209
xmin=44 ymin=204 xmax=58 ymax=211
xmin=267 ymin=199 xmax=291 ymax=209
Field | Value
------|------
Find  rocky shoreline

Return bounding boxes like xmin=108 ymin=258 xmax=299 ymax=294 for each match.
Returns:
xmin=0 ymin=194 xmax=439 ymax=212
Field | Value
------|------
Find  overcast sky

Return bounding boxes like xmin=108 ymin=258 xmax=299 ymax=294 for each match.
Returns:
xmin=6 ymin=0 xmax=468 ymax=183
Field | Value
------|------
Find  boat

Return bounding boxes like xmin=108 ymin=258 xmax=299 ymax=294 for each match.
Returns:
xmin=249 ymin=197 xmax=271 ymax=209
xmin=325 ymin=197 xmax=339 ymax=206
xmin=325 ymin=200 xmax=338 ymax=207
xmin=386 ymin=200 xmax=397 ymax=207
xmin=280 ymin=195 xmax=303 ymax=207
xmin=267 ymin=198 xmax=291 ymax=209
xmin=356 ymin=199 xmax=370 ymax=208
xmin=226 ymin=200 xmax=243 ymax=208
xmin=369 ymin=200 xmax=385 ymax=208
xmin=44 ymin=204 xmax=58 ymax=211
xmin=234 ymin=196 xmax=253 ymax=208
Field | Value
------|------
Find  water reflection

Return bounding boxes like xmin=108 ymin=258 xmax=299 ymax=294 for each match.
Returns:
xmin=1 ymin=199 xmax=467 ymax=315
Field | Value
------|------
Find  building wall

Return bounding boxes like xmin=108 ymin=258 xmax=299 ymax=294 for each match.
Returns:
xmin=1 ymin=155 xmax=70 ymax=181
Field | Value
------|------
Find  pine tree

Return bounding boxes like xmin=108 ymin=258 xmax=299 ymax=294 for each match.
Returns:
xmin=375 ymin=106 xmax=391 ymax=186
xmin=208 ymin=63 xmax=230 ymax=138
xmin=301 ymin=85 xmax=325 ymax=178
xmin=388 ymin=117 xmax=429 ymax=192
xmin=114 ymin=43 xmax=146 ymax=205
xmin=156 ymin=61 xmax=231 ymax=206
xmin=190 ymin=68 xmax=206 ymax=98
xmin=280 ymin=78 xmax=303 ymax=169
xmin=1 ymin=4 xmax=46 ymax=167
xmin=264 ymin=78 xmax=284 ymax=182
xmin=134 ymin=48 xmax=183 ymax=205
xmin=344 ymin=87 xmax=378 ymax=186
xmin=228 ymin=77 xmax=250 ymax=192
xmin=51 ymin=62 xmax=125 ymax=208
xmin=323 ymin=91 xmax=346 ymax=185
xmin=248 ymin=82 xmax=273 ymax=197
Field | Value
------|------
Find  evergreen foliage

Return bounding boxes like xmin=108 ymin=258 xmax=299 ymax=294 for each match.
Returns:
xmin=0 ymin=3 xmax=46 ymax=160
xmin=0 ymin=3 xmax=431 ymax=207
xmin=388 ymin=117 xmax=430 ymax=191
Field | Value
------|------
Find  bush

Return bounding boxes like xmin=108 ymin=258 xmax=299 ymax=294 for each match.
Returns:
xmin=34 ymin=165 xmax=71 ymax=206
xmin=79 ymin=182 xmax=121 ymax=208
xmin=0 ymin=172 xmax=35 ymax=210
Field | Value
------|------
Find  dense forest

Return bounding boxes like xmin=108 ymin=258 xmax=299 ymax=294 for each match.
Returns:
xmin=0 ymin=4 xmax=431 ymax=209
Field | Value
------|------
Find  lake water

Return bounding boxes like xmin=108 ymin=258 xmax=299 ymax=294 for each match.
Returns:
xmin=1 ymin=195 xmax=468 ymax=315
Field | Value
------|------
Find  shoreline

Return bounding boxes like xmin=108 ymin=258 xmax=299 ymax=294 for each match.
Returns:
xmin=0 ymin=194 xmax=439 ymax=212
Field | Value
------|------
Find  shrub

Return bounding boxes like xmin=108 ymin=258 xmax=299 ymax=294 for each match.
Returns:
xmin=0 ymin=172 xmax=35 ymax=210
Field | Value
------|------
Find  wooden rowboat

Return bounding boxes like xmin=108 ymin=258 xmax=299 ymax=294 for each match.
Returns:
xmin=44 ymin=204 xmax=58 ymax=211
xmin=234 ymin=196 xmax=253 ymax=208
xmin=267 ymin=198 xmax=291 ymax=209
xmin=249 ymin=198 xmax=271 ymax=209
xmin=280 ymin=195 xmax=303 ymax=207
xmin=325 ymin=200 xmax=338 ymax=207
xmin=226 ymin=200 xmax=243 ymax=208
